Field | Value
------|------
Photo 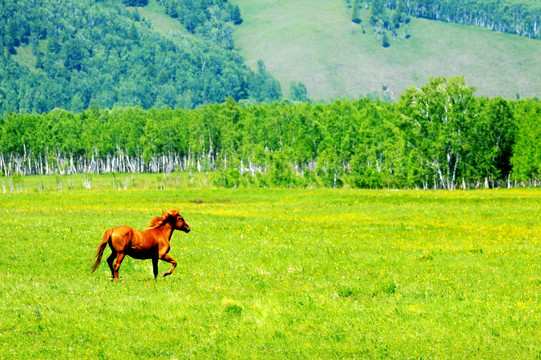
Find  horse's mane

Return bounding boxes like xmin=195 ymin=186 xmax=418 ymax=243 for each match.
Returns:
xmin=148 ymin=209 xmax=179 ymax=229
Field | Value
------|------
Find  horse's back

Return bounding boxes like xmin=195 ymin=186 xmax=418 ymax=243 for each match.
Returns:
xmin=109 ymin=226 xmax=157 ymax=258
xmin=109 ymin=225 xmax=135 ymax=249
xmin=111 ymin=225 xmax=134 ymax=235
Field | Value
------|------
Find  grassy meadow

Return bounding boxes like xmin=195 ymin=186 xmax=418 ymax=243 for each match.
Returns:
xmin=231 ymin=0 xmax=541 ymax=100
xmin=0 ymin=174 xmax=540 ymax=358
xmin=129 ymin=0 xmax=191 ymax=38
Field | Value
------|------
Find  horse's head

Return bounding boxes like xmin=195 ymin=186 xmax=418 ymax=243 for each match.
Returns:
xmin=149 ymin=210 xmax=191 ymax=232
xmin=171 ymin=210 xmax=190 ymax=233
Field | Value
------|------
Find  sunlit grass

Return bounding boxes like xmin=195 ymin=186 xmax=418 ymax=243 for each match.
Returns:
xmin=0 ymin=178 xmax=540 ymax=358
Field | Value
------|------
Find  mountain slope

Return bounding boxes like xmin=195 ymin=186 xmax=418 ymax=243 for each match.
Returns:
xmin=231 ymin=0 xmax=541 ymax=101
xmin=0 ymin=0 xmax=281 ymax=115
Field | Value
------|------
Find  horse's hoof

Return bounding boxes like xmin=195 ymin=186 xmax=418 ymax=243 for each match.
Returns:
xmin=162 ymin=272 xmax=170 ymax=277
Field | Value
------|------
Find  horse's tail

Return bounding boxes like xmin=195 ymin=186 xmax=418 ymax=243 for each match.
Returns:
xmin=91 ymin=229 xmax=111 ymax=272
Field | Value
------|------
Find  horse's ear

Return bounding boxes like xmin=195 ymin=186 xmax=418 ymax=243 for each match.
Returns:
xmin=168 ymin=209 xmax=179 ymax=217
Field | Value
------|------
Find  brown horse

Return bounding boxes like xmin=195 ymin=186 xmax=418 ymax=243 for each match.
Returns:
xmin=91 ymin=209 xmax=190 ymax=281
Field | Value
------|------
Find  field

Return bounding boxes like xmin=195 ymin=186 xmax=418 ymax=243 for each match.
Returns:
xmin=0 ymin=174 xmax=540 ymax=358
xmin=231 ymin=0 xmax=541 ymax=100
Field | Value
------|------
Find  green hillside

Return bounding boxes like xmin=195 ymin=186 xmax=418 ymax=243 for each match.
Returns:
xmin=0 ymin=0 xmax=281 ymax=115
xmin=232 ymin=0 xmax=541 ymax=101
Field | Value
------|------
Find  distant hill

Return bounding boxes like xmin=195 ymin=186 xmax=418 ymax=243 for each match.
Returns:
xmin=232 ymin=0 xmax=541 ymax=101
xmin=0 ymin=0 xmax=281 ymax=115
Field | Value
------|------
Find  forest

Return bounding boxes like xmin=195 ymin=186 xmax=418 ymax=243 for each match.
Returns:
xmin=0 ymin=0 xmax=281 ymax=116
xmin=358 ymin=0 xmax=541 ymax=39
xmin=1 ymin=77 xmax=539 ymax=190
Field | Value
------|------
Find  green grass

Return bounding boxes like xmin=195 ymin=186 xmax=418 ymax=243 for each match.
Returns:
xmin=12 ymin=45 xmax=38 ymax=71
xmin=12 ymin=40 xmax=48 ymax=72
xmin=231 ymin=0 xmax=541 ymax=100
xmin=130 ymin=0 xmax=190 ymax=38
xmin=0 ymin=174 xmax=540 ymax=358
xmin=0 ymin=172 xmax=213 ymax=193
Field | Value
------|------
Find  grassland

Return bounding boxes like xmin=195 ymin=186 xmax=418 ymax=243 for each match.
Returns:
xmin=0 ymin=174 xmax=540 ymax=358
xmin=130 ymin=0 xmax=190 ymax=38
xmin=231 ymin=0 xmax=541 ymax=100
xmin=12 ymin=39 xmax=48 ymax=72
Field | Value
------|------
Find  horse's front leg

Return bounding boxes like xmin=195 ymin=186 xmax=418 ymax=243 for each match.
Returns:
xmin=160 ymin=254 xmax=177 ymax=277
xmin=152 ymin=257 xmax=159 ymax=279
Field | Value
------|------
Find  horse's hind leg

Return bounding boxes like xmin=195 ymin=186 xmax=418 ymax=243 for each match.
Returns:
xmin=106 ymin=250 xmax=117 ymax=280
xmin=112 ymin=252 xmax=125 ymax=282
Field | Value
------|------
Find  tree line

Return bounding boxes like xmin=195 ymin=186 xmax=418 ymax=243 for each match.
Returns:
xmin=360 ymin=0 xmax=541 ymax=39
xmin=349 ymin=0 xmax=411 ymax=48
xmin=160 ymin=0 xmax=243 ymax=42
xmin=1 ymin=77 xmax=539 ymax=189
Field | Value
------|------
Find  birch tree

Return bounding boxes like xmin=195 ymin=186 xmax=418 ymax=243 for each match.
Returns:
xmin=399 ymin=76 xmax=476 ymax=189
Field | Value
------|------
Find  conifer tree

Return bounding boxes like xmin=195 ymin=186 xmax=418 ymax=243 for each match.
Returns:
xmin=382 ymin=32 xmax=390 ymax=47
xmin=352 ymin=2 xmax=361 ymax=24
